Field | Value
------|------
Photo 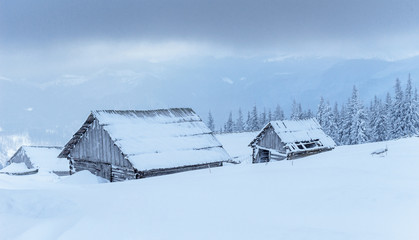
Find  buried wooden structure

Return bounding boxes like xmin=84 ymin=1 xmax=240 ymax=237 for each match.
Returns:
xmin=58 ymin=108 xmax=231 ymax=182
xmin=5 ymin=146 xmax=69 ymax=176
xmin=249 ymin=118 xmax=336 ymax=163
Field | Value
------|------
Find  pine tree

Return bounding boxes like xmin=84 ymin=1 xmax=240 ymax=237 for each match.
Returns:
xmin=207 ymin=111 xmax=215 ymax=132
xmin=245 ymin=111 xmax=251 ymax=131
xmin=384 ymin=92 xmax=393 ymax=140
xmin=259 ymin=108 xmax=267 ymax=128
xmin=402 ymin=75 xmax=418 ymax=136
xmin=316 ymin=97 xmax=325 ymax=126
xmin=316 ymin=97 xmax=333 ymax=137
xmin=250 ymin=105 xmax=259 ymax=131
xmin=304 ymin=109 xmax=314 ymax=119
xmin=290 ymin=100 xmax=302 ymax=120
xmin=340 ymin=103 xmax=351 ymax=145
xmin=225 ymin=111 xmax=234 ymax=133
xmin=268 ymin=109 xmax=272 ymax=123
xmin=298 ymin=103 xmax=304 ymax=119
xmin=235 ymin=108 xmax=245 ymax=132
xmin=391 ymin=78 xmax=404 ymax=139
xmin=348 ymin=86 xmax=369 ymax=144
xmin=414 ymin=88 xmax=419 ymax=131
xmin=321 ymin=101 xmax=333 ymax=136
xmin=369 ymin=96 xmax=387 ymax=142
xmin=273 ymin=104 xmax=284 ymax=120
xmin=331 ymin=102 xmax=341 ymax=144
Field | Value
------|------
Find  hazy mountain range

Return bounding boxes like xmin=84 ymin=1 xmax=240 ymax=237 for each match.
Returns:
xmin=1 ymin=55 xmax=418 ymax=146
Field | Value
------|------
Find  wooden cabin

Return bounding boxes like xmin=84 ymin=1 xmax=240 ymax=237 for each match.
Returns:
xmin=249 ymin=118 xmax=336 ymax=163
xmin=4 ymin=146 xmax=69 ymax=176
xmin=58 ymin=108 xmax=231 ymax=182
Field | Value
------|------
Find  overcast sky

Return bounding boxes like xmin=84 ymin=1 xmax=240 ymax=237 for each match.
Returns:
xmin=1 ymin=0 xmax=419 ymax=88
xmin=1 ymin=0 xmax=419 ymax=141
xmin=2 ymin=0 xmax=419 ymax=64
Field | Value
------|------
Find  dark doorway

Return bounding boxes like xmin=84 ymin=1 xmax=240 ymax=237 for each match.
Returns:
xmin=257 ymin=149 xmax=270 ymax=163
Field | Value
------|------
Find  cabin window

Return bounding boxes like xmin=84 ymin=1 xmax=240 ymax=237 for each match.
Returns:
xmin=296 ymin=144 xmax=304 ymax=150
xmin=303 ymin=142 xmax=316 ymax=149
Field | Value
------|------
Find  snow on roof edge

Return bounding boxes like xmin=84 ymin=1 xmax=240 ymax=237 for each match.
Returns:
xmin=250 ymin=118 xmax=336 ymax=149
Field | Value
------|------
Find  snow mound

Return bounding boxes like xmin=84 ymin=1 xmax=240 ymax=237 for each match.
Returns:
xmin=0 ymin=190 xmax=75 ymax=218
xmin=59 ymin=170 xmax=109 ymax=184
xmin=0 ymin=162 xmax=34 ymax=174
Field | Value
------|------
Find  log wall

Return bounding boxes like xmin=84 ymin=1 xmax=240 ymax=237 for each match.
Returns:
xmin=72 ymin=158 xmax=112 ymax=180
xmin=70 ymin=119 xmax=132 ymax=168
xmin=8 ymin=148 xmax=34 ymax=169
xmin=257 ymin=126 xmax=286 ymax=153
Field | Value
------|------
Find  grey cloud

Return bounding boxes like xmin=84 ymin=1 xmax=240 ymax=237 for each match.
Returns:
xmin=1 ymin=0 xmax=419 ymax=51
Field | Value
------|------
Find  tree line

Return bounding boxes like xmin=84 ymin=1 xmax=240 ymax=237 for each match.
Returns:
xmin=208 ymin=76 xmax=419 ymax=145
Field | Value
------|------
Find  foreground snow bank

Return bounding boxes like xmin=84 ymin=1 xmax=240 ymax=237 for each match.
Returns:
xmin=59 ymin=170 xmax=109 ymax=184
xmin=0 ymin=136 xmax=419 ymax=240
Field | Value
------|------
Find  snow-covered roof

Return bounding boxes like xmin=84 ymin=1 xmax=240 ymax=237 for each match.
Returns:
xmin=9 ymin=146 xmax=68 ymax=172
xmin=251 ymin=118 xmax=336 ymax=154
xmin=0 ymin=162 xmax=31 ymax=173
xmin=60 ymin=108 xmax=231 ymax=170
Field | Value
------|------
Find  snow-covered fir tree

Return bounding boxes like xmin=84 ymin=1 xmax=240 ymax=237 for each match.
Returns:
xmin=391 ymin=78 xmax=404 ymax=139
xmin=384 ymin=92 xmax=393 ymax=140
xmin=340 ymin=103 xmax=351 ymax=145
xmin=369 ymin=96 xmax=387 ymax=142
xmin=321 ymin=101 xmax=334 ymax=136
xmin=245 ymin=111 xmax=251 ymax=131
xmin=250 ymin=105 xmax=259 ymax=131
xmin=290 ymin=100 xmax=303 ymax=120
xmin=348 ymin=86 xmax=369 ymax=144
xmin=273 ymin=104 xmax=285 ymax=120
xmin=303 ymin=109 xmax=314 ymax=119
xmin=331 ymin=102 xmax=341 ymax=144
xmin=259 ymin=108 xmax=268 ymax=128
xmin=316 ymin=97 xmax=326 ymax=126
xmin=207 ymin=111 xmax=215 ymax=132
xmin=235 ymin=108 xmax=245 ymax=132
xmin=224 ymin=111 xmax=234 ymax=133
xmin=402 ymin=76 xmax=418 ymax=136
xmin=415 ymin=88 xmax=419 ymax=131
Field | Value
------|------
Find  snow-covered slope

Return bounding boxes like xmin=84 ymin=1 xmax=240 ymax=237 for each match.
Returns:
xmin=1 ymin=135 xmax=419 ymax=240
xmin=216 ymin=131 xmax=257 ymax=163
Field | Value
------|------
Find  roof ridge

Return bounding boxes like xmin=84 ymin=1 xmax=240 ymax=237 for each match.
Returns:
xmin=21 ymin=145 xmax=62 ymax=149
xmin=92 ymin=108 xmax=194 ymax=114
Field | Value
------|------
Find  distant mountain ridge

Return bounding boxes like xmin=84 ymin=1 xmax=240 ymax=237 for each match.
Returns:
xmin=0 ymin=55 xmax=418 ymax=145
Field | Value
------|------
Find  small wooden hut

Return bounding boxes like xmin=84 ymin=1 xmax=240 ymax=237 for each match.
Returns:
xmin=4 ymin=146 xmax=68 ymax=175
xmin=58 ymin=108 xmax=231 ymax=182
xmin=249 ymin=118 xmax=336 ymax=163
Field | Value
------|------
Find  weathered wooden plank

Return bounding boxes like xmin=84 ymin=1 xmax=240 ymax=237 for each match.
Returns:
xmin=0 ymin=169 xmax=38 ymax=176
xmin=257 ymin=126 xmax=285 ymax=153
xmin=140 ymin=162 xmax=223 ymax=178
xmin=73 ymin=158 xmax=112 ymax=181
xmin=70 ymin=119 xmax=130 ymax=168
xmin=53 ymin=170 xmax=70 ymax=176
xmin=111 ymin=166 xmax=137 ymax=182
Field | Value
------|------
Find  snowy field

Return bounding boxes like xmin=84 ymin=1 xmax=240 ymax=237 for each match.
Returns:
xmin=1 ymin=134 xmax=419 ymax=240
